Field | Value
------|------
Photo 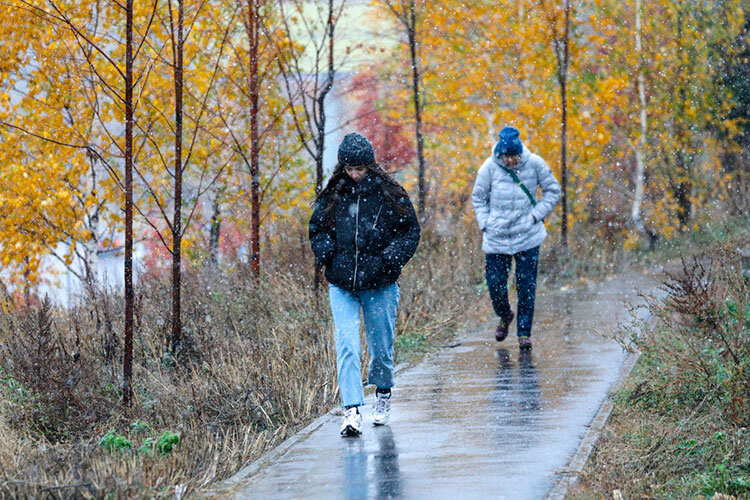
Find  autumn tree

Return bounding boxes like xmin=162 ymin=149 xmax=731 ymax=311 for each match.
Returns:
xmin=536 ymin=0 xmax=573 ymax=248
xmin=0 ymin=3 xmax=120 ymax=289
xmin=1 ymin=0 xmax=163 ymax=404
xmin=131 ymin=0 xmax=234 ymax=351
xmin=274 ymin=0 xmax=347 ymax=196
xmin=375 ymin=0 xmax=427 ymax=217
xmin=348 ymin=72 xmax=415 ymax=171
xmin=206 ymin=0 xmax=305 ymax=277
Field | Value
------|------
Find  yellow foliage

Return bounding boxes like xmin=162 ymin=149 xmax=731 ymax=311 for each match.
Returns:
xmin=1 ymin=0 xmax=747 ymax=286
xmin=370 ymin=0 xmax=746 ymax=243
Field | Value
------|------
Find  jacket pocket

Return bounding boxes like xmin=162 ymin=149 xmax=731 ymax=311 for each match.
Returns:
xmin=517 ymin=213 xmax=536 ymax=235
xmin=327 ymin=253 xmax=356 ymax=289
xmin=485 ymin=213 xmax=509 ymax=236
xmin=356 ymin=254 xmax=396 ymax=289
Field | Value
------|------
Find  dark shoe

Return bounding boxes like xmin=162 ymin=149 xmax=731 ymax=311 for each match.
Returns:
xmin=518 ymin=336 xmax=532 ymax=350
xmin=495 ymin=311 xmax=515 ymax=342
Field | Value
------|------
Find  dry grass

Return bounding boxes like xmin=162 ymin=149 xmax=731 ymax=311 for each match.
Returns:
xmin=569 ymin=239 xmax=750 ymax=499
xmin=0 ymin=229 xmax=486 ymax=498
xmin=0 ymin=269 xmax=338 ymax=498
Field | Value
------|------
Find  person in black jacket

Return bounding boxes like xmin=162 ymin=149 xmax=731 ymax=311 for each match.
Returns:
xmin=309 ymin=133 xmax=420 ymax=437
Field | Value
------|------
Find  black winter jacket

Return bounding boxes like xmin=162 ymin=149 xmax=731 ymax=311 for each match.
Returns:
xmin=309 ymin=172 xmax=421 ymax=291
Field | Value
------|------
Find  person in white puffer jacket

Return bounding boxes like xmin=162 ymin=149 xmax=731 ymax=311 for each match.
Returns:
xmin=472 ymin=126 xmax=561 ymax=350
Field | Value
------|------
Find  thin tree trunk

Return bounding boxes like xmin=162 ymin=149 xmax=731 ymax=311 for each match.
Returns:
xmin=83 ymin=154 xmax=100 ymax=292
xmin=314 ymin=0 xmax=335 ymax=197
xmin=408 ymin=0 xmax=426 ymax=219
xmin=674 ymin=6 xmax=692 ymax=229
xmin=170 ymin=0 xmax=184 ymax=352
xmin=314 ymin=0 xmax=335 ymax=289
xmin=314 ymin=132 xmax=324 ymax=197
xmin=631 ymin=0 xmax=655 ymax=251
xmin=675 ymin=165 xmax=692 ymax=228
xmin=249 ymin=0 xmax=260 ymax=278
xmin=123 ymin=0 xmax=134 ymax=406
xmin=559 ymin=0 xmax=570 ymax=249
xmin=209 ymin=194 xmax=221 ymax=267
xmin=23 ymin=260 xmax=31 ymax=307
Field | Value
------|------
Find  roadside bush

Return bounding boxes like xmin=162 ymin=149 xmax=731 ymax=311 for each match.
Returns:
xmin=637 ymin=245 xmax=750 ymax=426
xmin=574 ymin=237 xmax=750 ymax=499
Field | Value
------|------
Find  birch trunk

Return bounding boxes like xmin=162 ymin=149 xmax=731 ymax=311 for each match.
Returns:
xmin=631 ymin=0 xmax=648 ymax=236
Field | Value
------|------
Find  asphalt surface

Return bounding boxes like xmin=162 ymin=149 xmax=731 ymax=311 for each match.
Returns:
xmin=222 ymin=270 xmax=661 ymax=499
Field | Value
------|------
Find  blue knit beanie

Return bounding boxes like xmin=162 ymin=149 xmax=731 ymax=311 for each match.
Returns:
xmin=494 ymin=126 xmax=523 ymax=157
xmin=338 ymin=132 xmax=375 ymax=166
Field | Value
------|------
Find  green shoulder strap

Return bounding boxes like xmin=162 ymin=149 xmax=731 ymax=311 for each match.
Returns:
xmin=500 ymin=165 xmax=537 ymax=206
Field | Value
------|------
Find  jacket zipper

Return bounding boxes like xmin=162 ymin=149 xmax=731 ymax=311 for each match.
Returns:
xmin=352 ymin=195 xmax=361 ymax=289
xmin=372 ymin=206 xmax=383 ymax=229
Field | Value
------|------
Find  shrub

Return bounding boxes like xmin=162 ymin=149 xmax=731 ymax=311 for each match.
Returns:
xmin=576 ymin=237 xmax=750 ymax=498
xmin=622 ymin=244 xmax=750 ymax=425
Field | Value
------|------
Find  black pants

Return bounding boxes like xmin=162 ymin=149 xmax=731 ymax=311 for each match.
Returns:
xmin=485 ymin=246 xmax=540 ymax=337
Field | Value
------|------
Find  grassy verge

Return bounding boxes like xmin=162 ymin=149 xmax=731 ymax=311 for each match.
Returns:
xmin=0 ymin=228 xmax=488 ymax=499
xmin=568 ymin=235 xmax=750 ymax=499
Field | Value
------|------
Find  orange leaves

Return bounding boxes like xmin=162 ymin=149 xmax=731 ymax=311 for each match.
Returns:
xmin=364 ymin=0 xmax=746 ymax=245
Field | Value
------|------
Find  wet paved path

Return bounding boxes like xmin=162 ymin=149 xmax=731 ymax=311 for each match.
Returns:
xmin=222 ymin=271 xmax=662 ymax=499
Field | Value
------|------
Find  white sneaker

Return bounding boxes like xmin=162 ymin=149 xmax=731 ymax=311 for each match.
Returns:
xmin=372 ymin=392 xmax=391 ymax=426
xmin=340 ymin=407 xmax=362 ymax=437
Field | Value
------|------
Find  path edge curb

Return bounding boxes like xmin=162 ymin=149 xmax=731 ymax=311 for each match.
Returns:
xmin=212 ymin=411 xmax=332 ymax=494
xmin=545 ymin=350 xmax=641 ymax=500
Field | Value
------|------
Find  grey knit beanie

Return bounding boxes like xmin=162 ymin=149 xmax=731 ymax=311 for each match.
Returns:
xmin=338 ymin=132 xmax=375 ymax=166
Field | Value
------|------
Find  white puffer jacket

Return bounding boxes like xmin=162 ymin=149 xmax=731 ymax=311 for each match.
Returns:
xmin=472 ymin=144 xmax=561 ymax=255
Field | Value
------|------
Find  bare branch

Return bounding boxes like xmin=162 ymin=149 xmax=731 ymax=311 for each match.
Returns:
xmin=0 ymin=120 xmax=88 ymax=149
xmin=133 ymin=0 xmax=161 ymax=62
xmin=46 ymin=0 xmax=127 ymax=81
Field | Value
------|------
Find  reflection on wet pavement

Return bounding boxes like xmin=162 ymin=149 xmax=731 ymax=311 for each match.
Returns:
xmin=344 ymin=426 xmax=402 ymax=500
xmin=492 ymin=348 xmax=540 ymax=444
xmin=227 ymin=271 xmax=661 ymax=499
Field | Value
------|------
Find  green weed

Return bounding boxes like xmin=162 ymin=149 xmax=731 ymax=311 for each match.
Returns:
xmin=394 ymin=331 xmax=429 ymax=363
xmin=99 ymin=428 xmax=179 ymax=457
xmin=157 ymin=431 xmax=180 ymax=455
xmin=699 ymin=463 xmax=750 ymax=497
xmin=98 ymin=430 xmax=132 ymax=453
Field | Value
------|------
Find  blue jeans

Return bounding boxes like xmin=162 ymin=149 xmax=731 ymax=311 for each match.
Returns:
xmin=329 ymin=282 xmax=400 ymax=408
xmin=485 ymin=246 xmax=540 ymax=337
